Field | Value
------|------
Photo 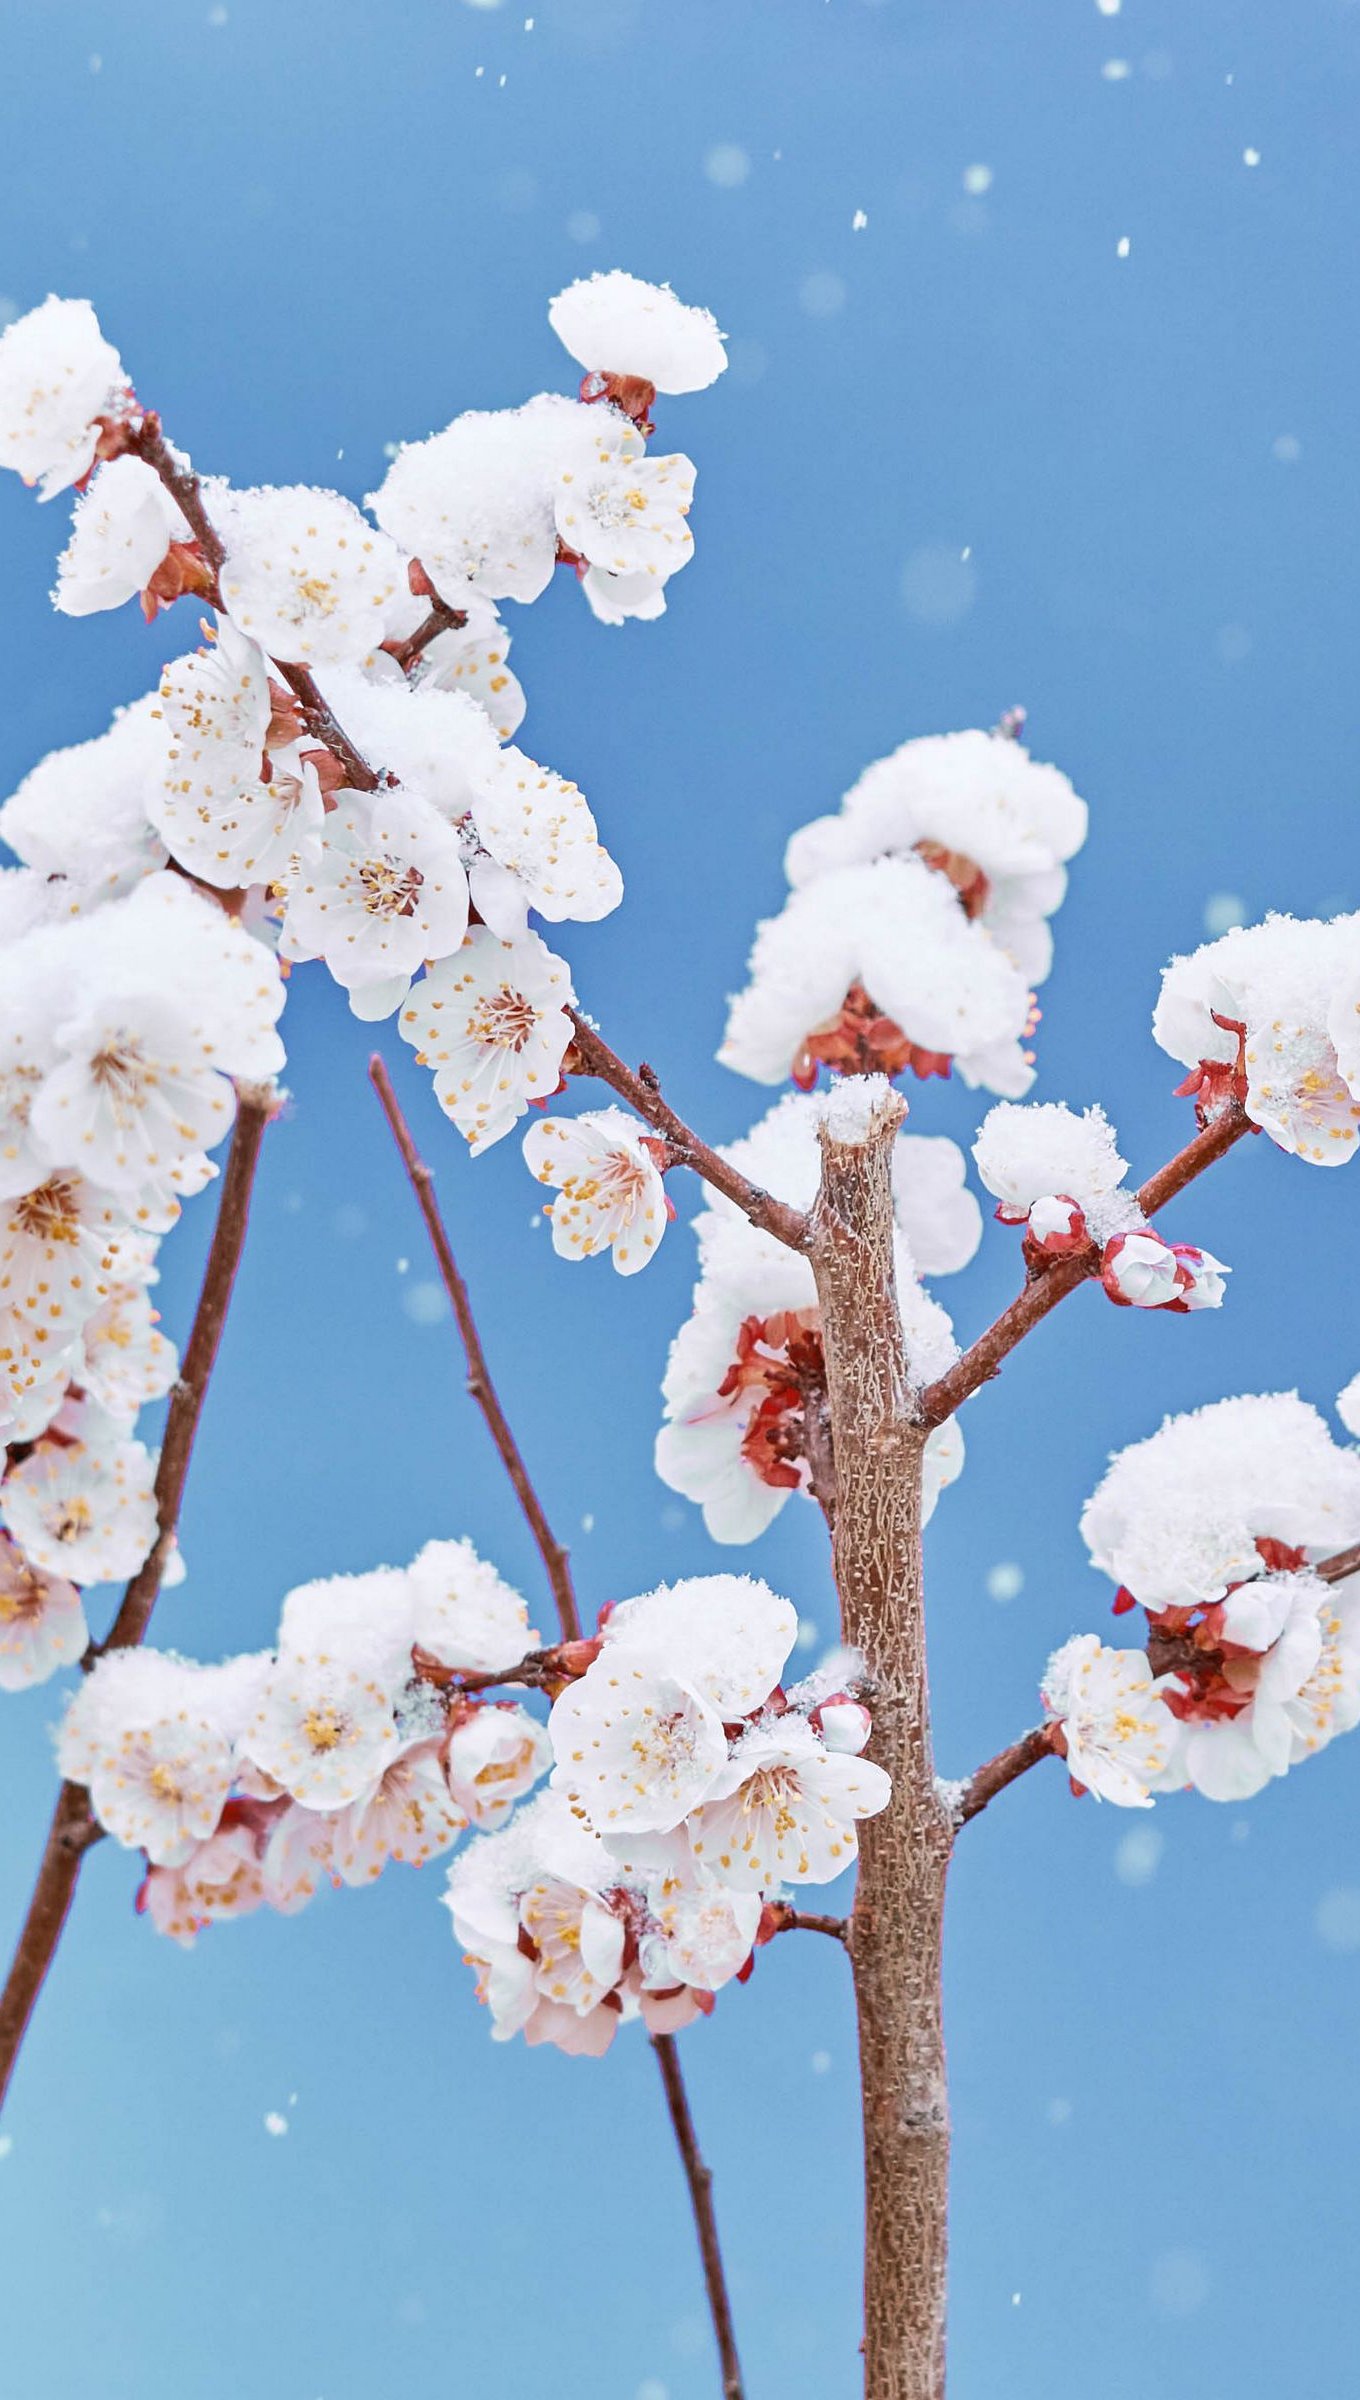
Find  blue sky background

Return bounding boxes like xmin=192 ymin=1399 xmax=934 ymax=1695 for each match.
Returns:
xmin=2 ymin=2 xmax=1359 ymax=2394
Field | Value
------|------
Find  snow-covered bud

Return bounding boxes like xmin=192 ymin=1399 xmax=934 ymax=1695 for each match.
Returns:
xmin=1024 ymin=1193 xmax=1089 ymax=1257
xmin=1100 ymin=1230 xmax=1182 ymax=1309
xmin=812 ymin=1695 xmax=873 ymax=1755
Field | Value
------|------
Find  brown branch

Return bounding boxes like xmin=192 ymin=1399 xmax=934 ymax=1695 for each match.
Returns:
xmin=565 ymin=1012 xmax=809 ymax=1253
xmin=0 ymin=1784 xmax=103 ymax=2110
xmin=955 ymin=1725 xmax=1056 ymax=1827
xmin=368 ymin=1055 xmax=581 ymax=1643
xmin=100 ymin=1084 xmax=278 ymax=1654
xmin=650 ymin=2034 xmax=745 ymax=2400
xmin=919 ymin=1101 xmax=1254 ymax=1428
xmin=1318 ymin=1542 xmax=1360 ymax=1587
xmin=0 ymin=1088 xmax=275 ymax=2109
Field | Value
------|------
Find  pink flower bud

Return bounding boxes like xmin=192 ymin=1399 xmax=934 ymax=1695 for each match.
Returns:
xmin=814 ymin=1696 xmax=873 ymax=1754
xmin=1025 ymin=1193 xmax=1089 ymax=1257
xmin=1100 ymin=1229 xmax=1182 ymax=1309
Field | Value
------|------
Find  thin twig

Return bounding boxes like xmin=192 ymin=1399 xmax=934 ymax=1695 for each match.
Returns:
xmin=651 ymin=2034 xmax=746 ymax=2400
xmin=566 ymin=1012 xmax=809 ymax=1252
xmin=1318 ymin=1542 xmax=1360 ymax=1587
xmin=919 ymin=1102 xmax=1253 ymax=1428
xmin=0 ymin=1089 xmax=275 ymax=2108
xmin=100 ymin=1086 xmax=278 ymax=1653
xmin=955 ymin=1726 xmax=1056 ymax=1827
xmin=386 ymin=595 xmax=469 ymax=669
xmin=368 ymin=1055 xmax=581 ymax=1642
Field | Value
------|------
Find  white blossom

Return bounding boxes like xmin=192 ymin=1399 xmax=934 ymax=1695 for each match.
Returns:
xmin=523 ymin=1106 xmax=668 ymax=1274
xmin=687 ymin=1716 xmax=890 ymax=1887
xmin=1153 ymin=913 xmax=1360 ymax=1164
xmin=141 ymin=1821 xmax=267 ymax=1946
xmin=1040 ymin=1636 xmax=1179 ymax=1806
xmin=329 ymin=1737 xmax=469 ymax=1884
xmin=57 ymin=1649 xmax=265 ymax=1864
xmin=555 ymin=428 xmax=695 ymax=583
xmin=0 ymin=1536 xmax=86 ymax=1690
xmin=2 ymin=1434 xmax=158 ymax=1583
xmin=445 ymin=1705 xmax=551 ymax=1826
xmin=0 ymin=694 xmax=167 ymax=909
xmin=468 ymin=746 xmax=622 ymax=931
xmin=279 ymin=790 xmax=470 ymax=989
xmin=397 ymin=928 xmax=574 ymax=1154
xmin=550 ymin=1657 xmax=729 ymax=1838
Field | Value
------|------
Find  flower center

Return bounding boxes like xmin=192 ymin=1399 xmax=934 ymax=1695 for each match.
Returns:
xmin=356 ymin=857 xmax=425 ymax=920
xmin=471 ymin=986 xmax=538 ymax=1052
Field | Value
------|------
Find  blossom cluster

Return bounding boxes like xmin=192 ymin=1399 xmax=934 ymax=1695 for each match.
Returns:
xmin=1039 ymin=1392 xmax=1360 ymax=1805
xmin=0 ymin=274 xmax=725 ymax=1191
xmin=447 ymin=1573 xmax=888 ymax=2053
xmin=722 ymin=726 xmax=1089 ymax=1098
xmin=972 ymin=1098 xmax=1229 ymax=1311
xmin=656 ymin=1087 xmax=977 ymax=1540
xmin=56 ymin=1537 xmax=548 ymax=1942
xmin=1155 ymin=913 xmax=1360 ymax=1164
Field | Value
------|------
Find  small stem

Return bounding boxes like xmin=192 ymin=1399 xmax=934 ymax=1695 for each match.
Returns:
xmin=0 ymin=1786 xmax=103 ymax=2110
xmin=368 ymin=1055 xmax=581 ymax=1642
xmin=387 ymin=595 xmax=469 ymax=669
xmin=566 ymin=1011 xmax=808 ymax=1253
xmin=651 ymin=2034 xmax=746 ymax=2400
xmin=956 ymin=1725 xmax=1056 ymax=1827
xmin=100 ymin=1085 xmax=278 ymax=1653
xmin=1317 ymin=1542 xmax=1360 ymax=1587
xmin=775 ymin=1907 xmax=850 ymax=1942
xmin=0 ymin=1089 xmax=274 ymax=2109
xmin=920 ymin=1102 xmax=1253 ymax=1428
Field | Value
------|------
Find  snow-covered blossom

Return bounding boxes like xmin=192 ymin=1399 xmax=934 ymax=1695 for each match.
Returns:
xmin=523 ymin=1106 xmax=668 ymax=1274
xmin=31 ymin=986 xmax=238 ymax=1196
xmin=2 ymin=1435 xmax=158 ymax=1583
xmin=785 ymin=727 xmax=1087 ymax=988
xmin=0 ymin=297 xmax=129 ymax=498
xmin=686 ymin=1716 xmax=890 ymax=1887
xmin=0 ymin=1174 xmax=142 ymax=1338
xmin=555 ymin=427 xmax=695 ymax=585
xmin=1337 ymin=1374 xmax=1360 ymax=1440
xmin=217 ymin=485 xmax=404 ymax=667
xmin=1153 ymin=912 xmax=1360 ymax=1163
xmin=412 ymin=610 xmax=527 ymax=743
xmin=655 ymin=1094 xmax=969 ymax=1542
xmin=548 ymin=273 xmax=728 ymax=395
xmin=1040 ymin=1636 xmax=1179 ymax=1806
xmin=407 ymin=1537 xmax=539 ymax=1674
xmin=973 ymin=1100 xmax=1130 ymax=1238
xmin=397 ymin=928 xmax=574 ymax=1154
xmin=600 ymin=1575 xmax=798 ymax=1718
xmin=57 ymin=1649 xmax=267 ymax=1865
xmin=368 ymin=395 xmax=607 ymax=603
xmin=0 ymin=693 xmax=167 ymax=908
xmin=1080 ymin=1393 xmax=1360 ymax=1617
xmin=0 ymin=1535 xmax=86 ymax=1690
xmin=721 ymin=856 xmax=1036 ymax=1097
xmin=238 ymin=1570 xmax=416 ymax=1809
xmin=54 ymin=456 xmax=190 ymax=616
xmin=279 ymin=790 xmax=469 ymax=995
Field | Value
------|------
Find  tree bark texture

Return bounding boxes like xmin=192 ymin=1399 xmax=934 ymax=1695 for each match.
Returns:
xmin=811 ymin=1091 xmax=952 ymax=2400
